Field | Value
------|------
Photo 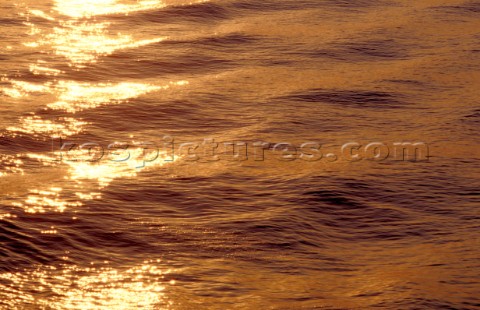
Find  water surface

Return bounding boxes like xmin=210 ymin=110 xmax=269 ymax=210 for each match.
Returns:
xmin=0 ymin=0 xmax=479 ymax=308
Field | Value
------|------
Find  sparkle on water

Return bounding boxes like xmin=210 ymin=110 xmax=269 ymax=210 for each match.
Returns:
xmin=2 ymin=0 xmax=184 ymax=216
xmin=0 ymin=0 xmax=192 ymax=309
xmin=49 ymin=80 xmax=187 ymax=113
xmin=7 ymin=116 xmax=88 ymax=138
xmin=54 ymin=0 xmax=167 ymax=18
xmin=0 ymin=261 xmax=174 ymax=309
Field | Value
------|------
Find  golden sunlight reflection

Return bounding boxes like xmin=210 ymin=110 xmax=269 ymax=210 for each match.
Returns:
xmin=41 ymin=226 xmax=59 ymax=234
xmin=0 ymin=79 xmax=52 ymax=98
xmin=48 ymin=81 xmax=187 ymax=112
xmin=0 ymin=261 xmax=174 ymax=309
xmin=3 ymin=0 xmax=186 ymax=223
xmin=1 ymin=77 xmax=187 ymax=112
xmin=8 ymin=147 xmax=177 ymax=213
xmin=7 ymin=116 xmax=88 ymax=138
xmin=54 ymin=0 xmax=167 ymax=18
xmin=30 ymin=62 xmax=63 ymax=76
xmin=65 ymin=147 xmax=177 ymax=188
xmin=11 ymin=187 xmax=81 ymax=214
xmin=0 ymin=213 xmax=16 ymax=220
xmin=28 ymin=9 xmax=56 ymax=21
xmin=24 ymin=16 xmax=165 ymax=67
xmin=49 ymin=21 xmax=165 ymax=66
xmin=0 ymin=155 xmax=24 ymax=177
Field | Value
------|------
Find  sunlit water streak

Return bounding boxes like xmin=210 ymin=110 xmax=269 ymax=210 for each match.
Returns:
xmin=0 ymin=155 xmax=24 ymax=177
xmin=0 ymin=261 xmax=174 ymax=309
xmin=1 ymin=78 xmax=188 ymax=113
xmin=7 ymin=116 xmax=88 ymax=138
xmin=24 ymin=12 xmax=166 ymax=67
xmin=48 ymin=80 xmax=188 ymax=112
xmin=1 ymin=0 xmax=185 ymax=219
xmin=9 ymin=147 xmax=177 ymax=213
xmin=54 ymin=0 xmax=167 ymax=18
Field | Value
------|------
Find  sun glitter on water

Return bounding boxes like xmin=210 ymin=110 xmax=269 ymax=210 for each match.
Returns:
xmin=0 ymin=261 xmax=175 ymax=309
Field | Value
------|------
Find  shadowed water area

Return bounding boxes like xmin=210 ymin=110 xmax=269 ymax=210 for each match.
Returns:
xmin=0 ymin=0 xmax=479 ymax=308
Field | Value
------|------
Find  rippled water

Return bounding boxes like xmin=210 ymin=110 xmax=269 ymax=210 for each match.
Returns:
xmin=1 ymin=0 xmax=479 ymax=308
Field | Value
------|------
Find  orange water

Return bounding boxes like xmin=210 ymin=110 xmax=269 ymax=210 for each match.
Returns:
xmin=0 ymin=0 xmax=479 ymax=308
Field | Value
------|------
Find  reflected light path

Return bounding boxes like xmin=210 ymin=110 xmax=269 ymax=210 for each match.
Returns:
xmin=24 ymin=1 xmax=168 ymax=67
xmin=46 ymin=21 xmax=164 ymax=67
xmin=65 ymin=147 xmax=177 ymax=188
xmin=11 ymin=187 xmax=82 ymax=214
xmin=0 ymin=261 xmax=175 ymax=309
xmin=49 ymin=80 xmax=188 ymax=112
xmin=24 ymin=19 xmax=166 ymax=68
xmin=1 ymin=1 xmax=185 ymax=308
xmin=1 ymin=0 xmax=188 ymax=215
xmin=7 ymin=116 xmax=88 ymax=138
xmin=54 ymin=0 xmax=167 ymax=18
xmin=8 ymin=147 xmax=177 ymax=213
xmin=0 ymin=155 xmax=24 ymax=177
xmin=0 ymin=80 xmax=52 ymax=98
